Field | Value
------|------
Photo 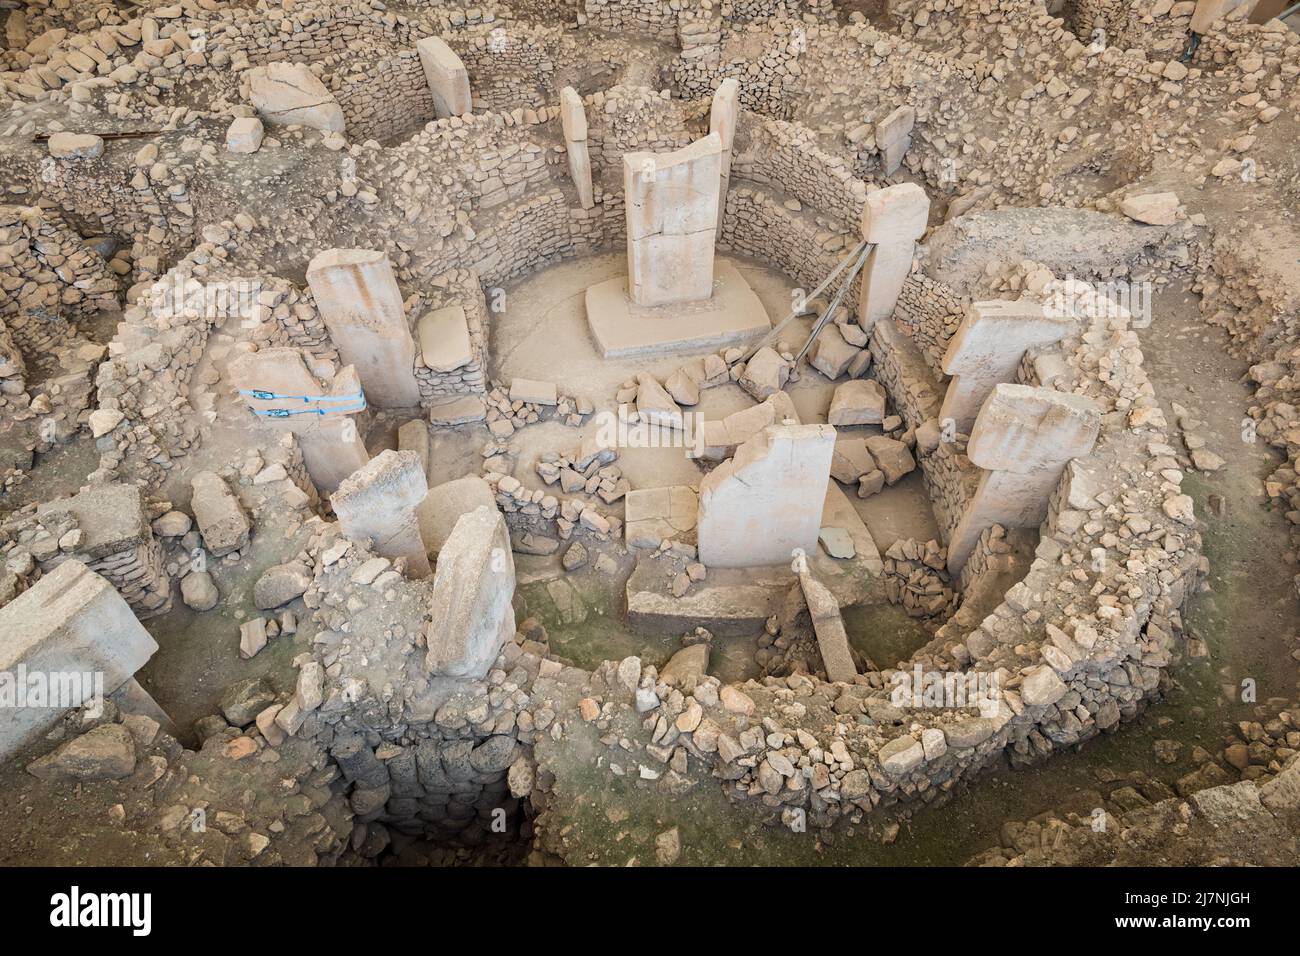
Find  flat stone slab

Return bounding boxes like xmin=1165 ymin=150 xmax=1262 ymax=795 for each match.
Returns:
xmin=417 ymin=305 xmax=472 ymax=372
xmin=585 ymin=260 xmax=770 ymax=359
xmin=427 ymin=395 xmax=486 ymax=426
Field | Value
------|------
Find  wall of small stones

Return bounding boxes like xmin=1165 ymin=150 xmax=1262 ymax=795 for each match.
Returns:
xmin=732 ymin=116 xmax=866 ymax=229
xmin=91 ymin=217 xmax=256 ymax=489
xmin=893 ymin=272 xmax=965 ymax=375
xmin=328 ymin=49 xmax=436 ymax=144
xmin=452 ymin=24 xmax=558 ymax=112
xmin=0 ymin=203 xmax=118 ymax=358
xmin=672 ymin=18 xmax=807 ymax=117
xmin=581 ymin=0 xmax=680 ymax=42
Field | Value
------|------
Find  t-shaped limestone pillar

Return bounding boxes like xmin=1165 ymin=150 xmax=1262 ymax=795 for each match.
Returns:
xmin=331 ymin=450 xmax=432 ymax=578
xmin=709 ymin=78 xmax=740 ymax=238
xmin=0 ymin=560 xmax=160 ymax=761
xmin=227 ymin=348 xmax=370 ymax=494
xmin=946 ymin=383 xmax=1101 ymax=573
xmin=857 ymin=182 xmax=929 ymax=332
xmin=697 ymin=423 xmax=836 ymax=568
xmin=306 ymin=249 xmax=421 ymax=408
xmin=623 ymin=133 xmax=722 ymax=308
xmin=560 ymin=86 xmax=594 ymax=209
xmin=416 ymin=36 xmax=471 ymax=117
xmin=938 ymin=299 xmax=1076 ymax=434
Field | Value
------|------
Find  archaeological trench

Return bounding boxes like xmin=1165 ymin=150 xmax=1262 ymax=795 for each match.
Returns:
xmin=0 ymin=0 xmax=1297 ymax=871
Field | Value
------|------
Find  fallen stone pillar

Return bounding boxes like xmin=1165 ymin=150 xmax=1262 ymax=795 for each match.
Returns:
xmin=560 ymin=87 xmax=594 ymax=209
xmin=710 ymin=78 xmax=740 ymax=238
xmin=947 ymin=384 xmax=1101 ymax=573
xmin=415 ymin=36 xmax=471 ymax=118
xmin=793 ymin=551 xmax=857 ymax=683
xmin=938 ymin=299 xmax=1075 ymax=433
xmin=424 ymin=505 xmax=516 ymax=678
xmin=0 ymin=560 xmax=159 ymax=762
xmin=697 ymin=423 xmax=836 ymax=568
xmin=856 ymin=182 xmax=929 ymax=332
xmin=624 ymin=134 xmax=722 ymax=307
xmin=331 ymin=450 xmax=432 ymax=578
xmin=190 ymin=471 xmax=251 ymax=558
xmin=228 ymin=348 xmax=370 ymax=494
xmin=306 ymin=249 xmax=421 ymax=408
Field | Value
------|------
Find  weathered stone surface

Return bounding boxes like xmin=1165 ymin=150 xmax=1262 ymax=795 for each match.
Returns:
xmin=248 ymin=62 xmax=344 ymax=132
xmin=190 ymin=471 xmax=250 ymax=557
xmin=27 ymin=724 xmax=136 ymax=782
xmin=697 ymin=424 xmax=835 ymax=568
xmin=0 ymin=561 xmax=158 ymax=760
xmin=424 ymin=506 xmax=515 ymax=679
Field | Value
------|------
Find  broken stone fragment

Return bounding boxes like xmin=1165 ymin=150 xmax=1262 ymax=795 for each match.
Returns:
xmin=248 ymin=61 xmax=344 ymax=133
xmin=27 ymin=724 xmax=136 ymax=782
xmin=47 ymin=132 xmax=103 ymax=160
xmin=878 ymin=734 xmax=925 ymax=775
xmin=253 ymin=561 xmax=312 ymax=610
xmin=225 ymin=116 xmax=264 ymax=153
xmin=1119 ymin=191 xmax=1180 ymax=226
xmin=220 ymin=676 xmax=276 ymax=727
xmin=190 ymin=471 xmax=250 ymax=557
xmin=180 ymin=570 xmax=219 ymax=611
xmin=864 ymin=435 xmax=915 ymax=484
xmin=829 ymin=378 xmax=887 ymax=426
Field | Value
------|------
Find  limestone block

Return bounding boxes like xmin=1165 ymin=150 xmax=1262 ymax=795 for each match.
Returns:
xmin=424 ymin=506 xmax=516 ymax=679
xmin=331 ymin=450 xmax=431 ymax=578
xmin=417 ymin=304 xmax=471 ymax=373
xmin=966 ymin=384 xmax=1101 ymax=473
xmin=248 ymin=62 xmax=344 ymax=133
xmin=190 ymin=471 xmax=250 ymax=557
xmin=939 ymin=299 xmax=1075 ymax=432
xmin=306 ymin=249 xmax=420 ymax=408
xmin=623 ymin=134 xmax=722 ymax=307
xmin=47 ymin=132 xmax=103 ymax=159
xmin=0 ymin=560 xmax=158 ymax=761
xmin=876 ymin=105 xmax=916 ymax=175
xmin=828 ymin=378 xmax=887 ymax=426
xmin=697 ymin=424 xmax=836 ymax=568
xmin=415 ymin=36 xmax=471 ymax=117
xmin=225 ymin=116 xmax=263 ymax=153
xmin=857 ymin=183 xmax=930 ymax=331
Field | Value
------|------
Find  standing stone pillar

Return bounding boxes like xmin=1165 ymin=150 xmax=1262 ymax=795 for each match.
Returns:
xmin=938 ymin=299 xmax=1075 ymax=433
xmin=697 ymin=423 xmax=836 ymax=568
xmin=856 ymin=182 xmax=930 ymax=332
xmin=560 ymin=86 xmax=594 ymax=210
xmin=227 ymin=348 xmax=369 ymax=494
xmin=710 ymin=78 xmax=739 ymax=238
xmin=947 ymin=384 xmax=1101 ymax=573
xmin=331 ymin=450 xmax=432 ymax=578
xmin=415 ymin=36 xmax=471 ymax=118
xmin=306 ymin=249 xmax=421 ymax=408
xmin=623 ymin=133 xmax=722 ymax=307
